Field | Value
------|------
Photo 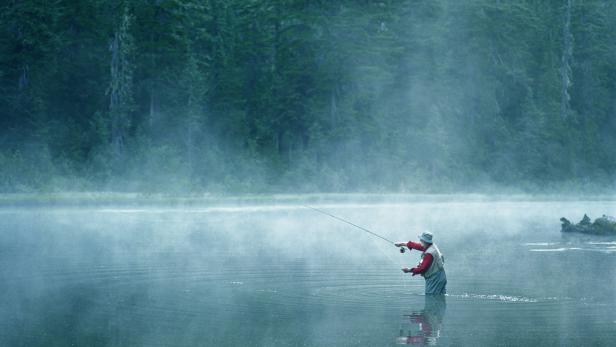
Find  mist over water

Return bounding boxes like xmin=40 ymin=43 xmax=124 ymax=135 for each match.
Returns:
xmin=1 ymin=196 xmax=615 ymax=346
xmin=3 ymin=1 xmax=616 ymax=345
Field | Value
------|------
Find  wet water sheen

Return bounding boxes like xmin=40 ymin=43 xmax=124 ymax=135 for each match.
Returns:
xmin=1 ymin=199 xmax=615 ymax=346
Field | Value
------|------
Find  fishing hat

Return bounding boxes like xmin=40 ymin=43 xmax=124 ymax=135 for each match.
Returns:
xmin=419 ymin=231 xmax=433 ymax=244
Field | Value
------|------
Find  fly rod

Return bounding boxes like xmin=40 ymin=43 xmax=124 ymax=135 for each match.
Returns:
xmin=303 ymin=205 xmax=407 ymax=253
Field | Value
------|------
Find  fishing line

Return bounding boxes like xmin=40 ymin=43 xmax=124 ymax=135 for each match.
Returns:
xmin=302 ymin=205 xmax=397 ymax=245
xmin=303 ymin=203 xmax=410 ymax=270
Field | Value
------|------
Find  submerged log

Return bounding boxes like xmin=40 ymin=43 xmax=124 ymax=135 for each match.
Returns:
xmin=560 ymin=214 xmax=616 ymax=235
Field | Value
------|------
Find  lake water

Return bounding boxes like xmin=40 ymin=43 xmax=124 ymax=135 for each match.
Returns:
xmin=1 ymin=198 xmax=615 ymax=346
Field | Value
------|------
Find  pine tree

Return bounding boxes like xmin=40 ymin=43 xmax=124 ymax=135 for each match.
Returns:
xmin=108 ymin=2 xmax=135 ymax=173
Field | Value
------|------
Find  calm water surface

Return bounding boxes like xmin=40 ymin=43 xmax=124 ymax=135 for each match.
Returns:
xmin=1 ymin=199 xmax=615 ymax=346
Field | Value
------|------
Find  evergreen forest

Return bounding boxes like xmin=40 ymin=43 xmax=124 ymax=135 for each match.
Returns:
xmin=2 ymin=0 xmax=616 ymax=194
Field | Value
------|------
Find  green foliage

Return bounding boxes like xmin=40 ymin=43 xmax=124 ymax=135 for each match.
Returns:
xmin=1 ymin=0 xmax=616 ymax=193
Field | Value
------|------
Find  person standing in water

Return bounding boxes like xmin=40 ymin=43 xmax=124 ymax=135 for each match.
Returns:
xmin=395 ymin=231 xmax=447 ymax=295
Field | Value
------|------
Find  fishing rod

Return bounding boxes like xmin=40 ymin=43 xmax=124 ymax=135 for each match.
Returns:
xmin=302 ymin=205 xmax=407 ymax=253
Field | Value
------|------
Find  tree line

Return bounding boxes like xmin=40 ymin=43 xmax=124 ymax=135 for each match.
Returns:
xmin=1 ymin=0 xmax=615 ymax=193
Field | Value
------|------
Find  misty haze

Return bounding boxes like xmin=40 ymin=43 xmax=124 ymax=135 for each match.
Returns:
xmin=1 ymin=1 xmax=616 ymax=346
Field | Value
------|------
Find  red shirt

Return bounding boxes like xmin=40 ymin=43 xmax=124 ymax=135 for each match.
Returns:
xmin=406 ymin=241 xmax=433 ymax=275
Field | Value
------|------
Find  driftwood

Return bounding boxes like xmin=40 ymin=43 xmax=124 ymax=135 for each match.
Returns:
xmin=560 ymin=214 xmax=616 ymax=235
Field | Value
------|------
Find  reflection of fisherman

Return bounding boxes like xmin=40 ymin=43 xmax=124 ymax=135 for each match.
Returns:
xmin=397 ymin=295 xmax=446 ymax=345
xmin=395 ymin=231 xmax=447 ymax=295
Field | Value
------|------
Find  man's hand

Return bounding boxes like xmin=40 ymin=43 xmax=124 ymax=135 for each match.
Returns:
xmin=410 ymin=267 xmax=419 ymax=276
xmin=401 ymin=267 xmax=412 ymax=273
xmin=395 ymin=242 xmax=407 ymax=248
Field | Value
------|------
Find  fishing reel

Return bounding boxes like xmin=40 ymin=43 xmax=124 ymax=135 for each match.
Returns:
xmin=399 ymin=247 xmax=406 ymax=254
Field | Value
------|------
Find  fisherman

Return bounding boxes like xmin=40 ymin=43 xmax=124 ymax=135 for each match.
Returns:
xmin=395 ymin=231 xmax=447 ymax=295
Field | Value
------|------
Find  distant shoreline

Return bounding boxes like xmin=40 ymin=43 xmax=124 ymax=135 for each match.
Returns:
xmin=1 ymin=192 xmax=615 ymax=207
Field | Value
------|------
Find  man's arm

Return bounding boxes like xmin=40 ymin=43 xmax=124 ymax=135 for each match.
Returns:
xmin=406 ymin=241 xmax=425 ymax=251
xmin=411 ymin=253 xmax=433 ymax=275
xmin=394 ymin=241 xmax=426 ymax=251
